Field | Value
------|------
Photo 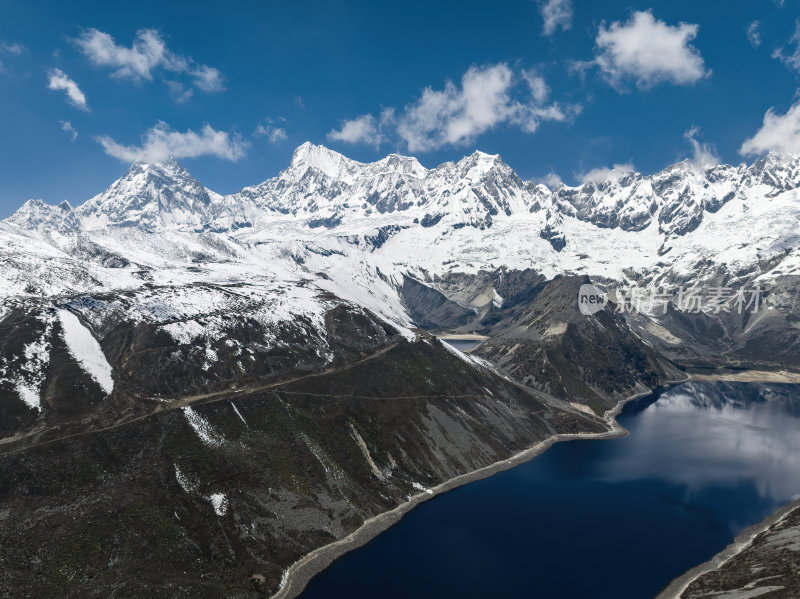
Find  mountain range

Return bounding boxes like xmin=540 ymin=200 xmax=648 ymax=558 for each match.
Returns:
xmin=0 ymin=143 xmax=798 ymax=598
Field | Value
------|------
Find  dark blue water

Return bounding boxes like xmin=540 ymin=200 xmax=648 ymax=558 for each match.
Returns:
xmin=300 ymin=382 xmax=800 ymax=599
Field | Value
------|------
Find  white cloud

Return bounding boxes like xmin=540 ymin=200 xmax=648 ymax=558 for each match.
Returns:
xmin=47 ymin=68 xmax=89 ymax=111
xmin=539 ymin=171 xmax=564 ymax=187
xmin=269 ymin=128 xmax=287 ymax=142
xmin=592 ymin=11 xmax=709 ymax=89
xmin=740 ymin=100 xmax=800 ymax=156
xmin=772 ymin=20 xmax=800 ymax=72
xmin=75 ymin=28 xmax=166 ymax=80
xmin=327 ymin=64 xmax=577 ymax=152
xmin=683 ymin=126 xmax=719 ymax=171
xmin=405 ymin=64 xmax=577 ymax=152
xmin=74 ymin=28 xmax=224 ymax=93
xmin=521 ymin=69 xmax=549 ymax=102
xmin=165 ymin=80 xmax=193 ymax=103
xmin=254 ymin=117 xmax=288 ymax=143
xmin=1 ymin=42 xmax=25 ymax=55
xmin=538 ymin=0 xmax=572 ymax=36
xmin=96 ymin=121 xmax=248 ymax=163
xmin=60 ymin=120 xmax=78 ymax=141
xmin=747 ymin=21 xmax=761 ymax=49
xmin=329 ymin=114 xmax=380 ymax=145
xmin=328 ymin=109 xmax=394 ymax=147
xmin=0 ymin=42 xmax=25 ymax=74
xmin=398 ymin=64 xmax=515 ymax=151
xmin=577 ymin=163 xmax=635 ymax=184
xmin=515 ymin=68 xmax=579 ymax=133
xmin=254 ymin=119 xmax=288 ymax=143
xmin=191 ymin=64 xmax=225 ymax=92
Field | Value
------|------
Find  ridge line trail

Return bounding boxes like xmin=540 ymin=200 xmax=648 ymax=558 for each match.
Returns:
xmin=0 ymin=341 xmax=400 ymax=455
xmin=171 ymin=340 xmax=401 ymax=406
xmin=5 ymin=340 xmax=552 ymax=453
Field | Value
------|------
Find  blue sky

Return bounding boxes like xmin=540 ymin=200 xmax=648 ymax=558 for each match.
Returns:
xmin=0 ymin=0 xmax=799 ymax=217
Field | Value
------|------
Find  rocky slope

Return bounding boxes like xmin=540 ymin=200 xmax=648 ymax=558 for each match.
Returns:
xmin=659 ymin=498 xmax=800 ymax=599
xmin=0 ymin=334 xmax=607 ymax=598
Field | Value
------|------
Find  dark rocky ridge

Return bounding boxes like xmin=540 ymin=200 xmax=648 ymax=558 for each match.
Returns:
xmin=0 ymin=284 xmax=404 ymax=446
xmin=626 ymin=274 xmax=800 ymax=370
xmin=404 ymin=273 xmax=683 ymax=413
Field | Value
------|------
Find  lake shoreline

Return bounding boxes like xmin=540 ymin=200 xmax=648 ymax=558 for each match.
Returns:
xmin=687 ymin=369 xmax=800 ymax=383
xmin=656 ymin=370 xmax=800 ymax=598
xmin=270 ymin=377 xmax=688 ymax=599
xmin=656 ymin=497 xmax=800 ymax=598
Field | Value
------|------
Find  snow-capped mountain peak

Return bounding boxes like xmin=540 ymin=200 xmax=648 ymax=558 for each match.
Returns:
xmin=289 ymin=142 xmax=428 ymax=183
xmin=4 ymin=198 xmax=79 ymax=231
xmin=452 ymin=150 xmax=508 ymax=180
xmin=4 ymin=143 xmax=800 ymax=258
xmin=749 ymin=151 xmax=800 ymax=193
xmin=75 ymin=158 xmax=216 ymax=231
xmin=289 ymin=142 xmax=363 ymax=182
xmin=373 ymin=153 xmax=427 ymax=179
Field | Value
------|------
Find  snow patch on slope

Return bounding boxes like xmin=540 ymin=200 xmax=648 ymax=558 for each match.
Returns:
xmin=174 ymin=465 xmax=198 ymax=493
xmin=15 ymin=319 xmax=54 ymax=410
xmin=162 ymin=320 xmax=207 ymax=344
xmin=182 ymin=406 xmax=224 ymax=447
xmin=231 ymin=402 xmax=247 ymax=425
xmin=0 ymin=314 xmax=55 ymax=412
xmin=208 ymin=493 xmax=228 ymax=516
xmin=15 ymin=383 xmax=41 ymax=410
xmin=492 ymin=288 xmax=504 ymax=308
xmin=56 ymin=309 xmax=114 ymax=394
xmin=411 ymin=481 xmax=434 ymax=495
